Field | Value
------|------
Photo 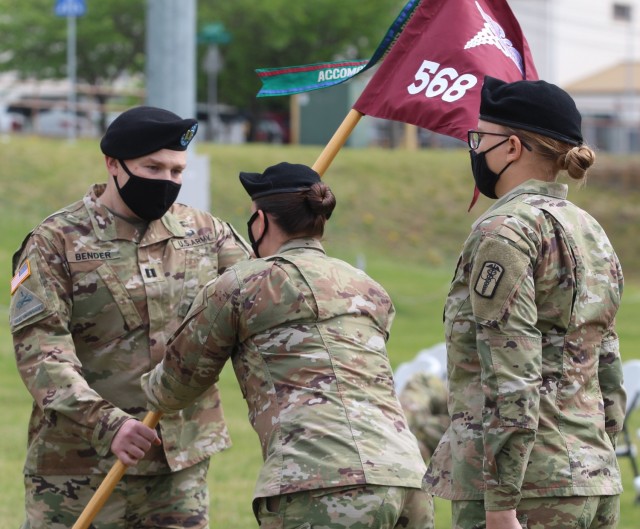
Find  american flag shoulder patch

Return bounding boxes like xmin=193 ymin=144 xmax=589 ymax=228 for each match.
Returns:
xmin=10 ymin=260 xmax=31 ymax=295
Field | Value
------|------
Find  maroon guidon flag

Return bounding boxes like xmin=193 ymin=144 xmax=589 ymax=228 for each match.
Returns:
xmin=353 ymin=0 xmax=538 ymax=142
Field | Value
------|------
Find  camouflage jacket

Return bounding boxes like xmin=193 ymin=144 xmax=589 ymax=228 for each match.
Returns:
xmin=142 ymin=238 xmax=426 ymax=500
xmin=425 ymin=180 xmax=625 ymax=509
xmin=9 ymin=184 xmax=251 ymax=476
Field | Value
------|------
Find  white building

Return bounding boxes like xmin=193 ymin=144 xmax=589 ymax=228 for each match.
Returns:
xmin=509 ymin=0 xmax=640 ymax=151
xmin=509 ymin=0 xmax=639 ymax=86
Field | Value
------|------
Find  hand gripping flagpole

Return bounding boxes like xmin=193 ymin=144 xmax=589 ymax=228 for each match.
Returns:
xmin=312 ymin=109 xmax=363 ymax=177
xmin=72 ymin=410 xmax=163 ymax=529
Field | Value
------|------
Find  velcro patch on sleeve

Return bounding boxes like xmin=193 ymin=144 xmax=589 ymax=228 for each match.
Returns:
xmin=470 ymin=234 xmax=531 ymax=323
xmin=10 ymin=259 xmax=31 ymax=295
xmin=474 ymin=261 xmax=504 ymax=298
xmin=10 ymin=284 xmax=45 ymax=327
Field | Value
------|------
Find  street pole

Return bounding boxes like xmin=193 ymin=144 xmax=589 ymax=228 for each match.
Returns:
xmin=198 ymin=23 xmax=231 ymax=142
xmin=146 ymin=0 xmax=196 ymax=119
xmin=54 ymin=0 xmax=85 ymax=142
xmin=67 ymin=14 xmax=77 ymax=142
xmin=625 ymin=9 xmax=635 ymax=153
xmin=146 ymin=0 xmax=210 ymax=212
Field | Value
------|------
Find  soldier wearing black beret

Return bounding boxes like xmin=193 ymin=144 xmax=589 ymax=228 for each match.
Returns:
xmin=9 ymin=105 xmax=251 ymax=528
xmin=138 ymin=161 xmax=434 ymax=528
xmin=425 ymin=76 xmax=625 ymax=528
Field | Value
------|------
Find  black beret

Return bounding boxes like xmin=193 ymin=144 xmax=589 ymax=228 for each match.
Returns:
xmin=480 ymin=76 xmax=583 ymax=145
xmin=100 ymin=106 xmax=198 ymax=159
xmin=239 ymin=162 xmax=321 ymax=200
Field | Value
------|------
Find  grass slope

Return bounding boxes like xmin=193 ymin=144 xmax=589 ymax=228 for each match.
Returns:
xmin=1 ymin=136 xmax=640 ymax=527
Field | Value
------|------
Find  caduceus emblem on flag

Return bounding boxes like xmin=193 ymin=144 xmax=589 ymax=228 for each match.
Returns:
xmin=464 ymin=1 xmax=525 ymax=76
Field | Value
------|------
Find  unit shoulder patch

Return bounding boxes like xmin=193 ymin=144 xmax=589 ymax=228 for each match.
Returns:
xmin=474 ymin=261 xmax=504 ymax=298
xmin=10 ymin=284 xmax=45 ymax=327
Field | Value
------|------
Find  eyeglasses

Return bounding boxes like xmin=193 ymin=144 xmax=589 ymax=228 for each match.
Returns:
xmin=467 ymin=130 xmax=532 ymax=151
xmin=467 ymin=130 xmax=511 ymax=150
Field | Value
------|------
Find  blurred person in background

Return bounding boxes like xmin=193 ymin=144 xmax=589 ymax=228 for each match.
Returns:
xmin=397 ymin=359 xmax=449 ymax=462
xmin=9 ymin=106 xmax=251 ymax=528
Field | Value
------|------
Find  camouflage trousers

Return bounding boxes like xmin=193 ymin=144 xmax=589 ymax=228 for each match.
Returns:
xmin=20 ymin=459 xmax=210 ymax=529
xmin=254 ymin=484 xmax=434 ymax=529
xmin=451 ymin=495 xmax=620 ymax=529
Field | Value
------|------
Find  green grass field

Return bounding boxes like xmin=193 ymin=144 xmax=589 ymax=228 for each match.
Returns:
xmin=1 ymin=136 xmax=640 ymax=527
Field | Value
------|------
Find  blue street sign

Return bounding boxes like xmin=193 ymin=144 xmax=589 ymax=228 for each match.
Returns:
xmin=54 ymin=0 xmax=86 ymax=17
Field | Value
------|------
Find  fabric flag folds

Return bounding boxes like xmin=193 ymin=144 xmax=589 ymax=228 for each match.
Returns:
xmin=254 ymin=0 xmax=538 ymax=184
xmin=256 ymin=0 xmax=538 ymax=143
xmin=255 ymin=0 xmax=422 ymax=97
xmin=353 ymin=0 xmax=538 ymax=141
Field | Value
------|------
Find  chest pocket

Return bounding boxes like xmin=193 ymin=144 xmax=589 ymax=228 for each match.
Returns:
xmin=71 ymin=262 xmax=143 ymax=348
xmin=177 ymin=246 xmax=220 ymax=318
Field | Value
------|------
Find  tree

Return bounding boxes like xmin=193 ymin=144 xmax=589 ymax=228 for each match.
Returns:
xmin=0 ymin=0 xmax=145 ymax=128
xmin=197 ymin=0 xmax=403 ymax=124
xmin=0 ymin=0 xmax=403 ymax=132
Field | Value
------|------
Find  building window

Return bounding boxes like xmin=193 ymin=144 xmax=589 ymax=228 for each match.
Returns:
xmin=613 ymin=3 xmax=632 ymax=21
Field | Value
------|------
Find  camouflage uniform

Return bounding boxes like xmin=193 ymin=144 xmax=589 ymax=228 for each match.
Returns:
xmin=9 ymin=184 xmax=250 ymax=526
xmin=451 ymin=494 xmax=620 ymax=529
xmin=424 ymin=180 xmax=626 ymax=525
xmin=142 ymin=238 xmax=432 ymax=529
xmin=399 ymin=372 xmax=449 ymax=461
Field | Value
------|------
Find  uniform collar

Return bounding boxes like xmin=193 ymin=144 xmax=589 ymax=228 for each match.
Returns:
xmin=84 ymin=184 xmax=186 ymax=243
xmin=499 ymin=179 xmax=568 ymax=203
xmin=474 ymin=179 xmax=568 ymax=227
xmin=276 ymin=237 xmax=325 ymax=255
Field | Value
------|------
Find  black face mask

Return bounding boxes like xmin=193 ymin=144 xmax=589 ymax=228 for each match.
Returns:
xmin=247 ymin=210 xmax=268 ymax=258
xmin=114 ymin=160 xmax=181 ymax=221
xmin=469 ymin=138 xmax=512 ymax=199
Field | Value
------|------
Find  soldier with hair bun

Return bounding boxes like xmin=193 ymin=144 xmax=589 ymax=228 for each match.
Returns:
xmin=141 ymin=162 xmax=433 ymax=529
xmin=9 ymin=106 xmax=251 ymax=528
xmin=424 ymin=76 xmax=626 ymax=529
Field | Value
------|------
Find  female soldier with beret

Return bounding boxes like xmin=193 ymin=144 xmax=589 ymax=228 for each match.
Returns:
xmin=424 ymin=76 xmax=626 ymax=529
xmin=141 ymin=162 xmax=432 ymax=529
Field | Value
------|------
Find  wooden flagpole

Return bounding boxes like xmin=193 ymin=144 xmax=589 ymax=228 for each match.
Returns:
xmin=312 ymin=109 xmax=364 ymax=176
xmin=72 ymin=411 xmax=163 ymax=529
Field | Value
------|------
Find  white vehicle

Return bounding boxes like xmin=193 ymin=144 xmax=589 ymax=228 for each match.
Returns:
xmin=0 ymin=106 xmax=25 ymax=133
xmin=33 ymin=108 xmax=98 ymax=137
